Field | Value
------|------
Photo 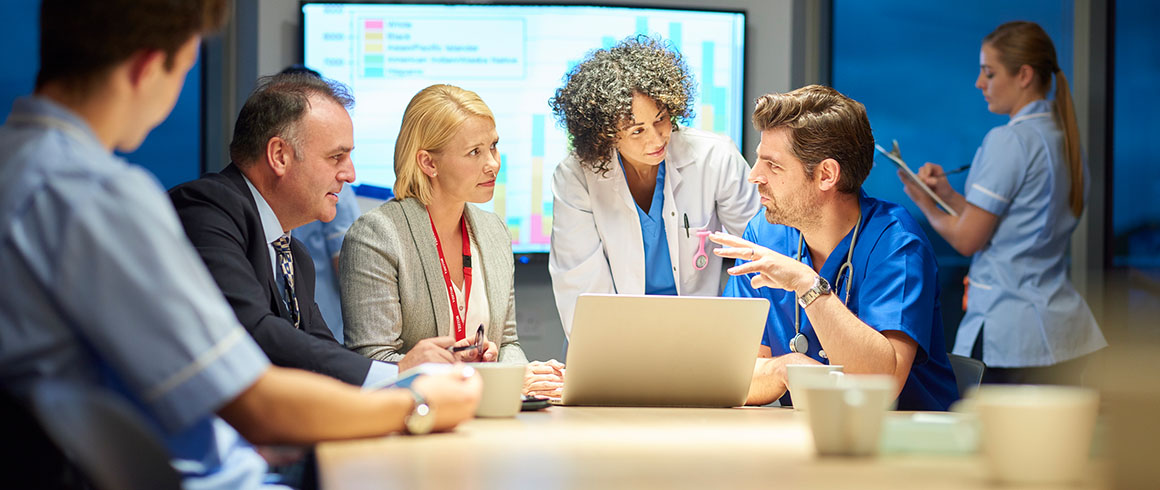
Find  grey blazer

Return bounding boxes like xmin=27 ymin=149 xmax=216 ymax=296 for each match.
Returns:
xmin=340 ymin=197 xmax=527 ymax=364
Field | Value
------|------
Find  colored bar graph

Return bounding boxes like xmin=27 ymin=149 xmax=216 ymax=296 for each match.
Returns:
xmin=700 ymin=41 xmax=727 ymax=134
xmin=530 ymin=114 xmax=550 ymax=245
xmin=363 ymin=19 xmax=384 ymax=78
xmin=668 ymin=22 xmax=682 ymax=47
xmin=635 ymin=16 xmax=649 ymax=36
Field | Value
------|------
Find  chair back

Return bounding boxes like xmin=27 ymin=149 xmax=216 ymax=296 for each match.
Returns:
xmin=948 ymin=353 xmax=986 ymax=396
xmin=29 ymin=379 xmax=181 ymax=490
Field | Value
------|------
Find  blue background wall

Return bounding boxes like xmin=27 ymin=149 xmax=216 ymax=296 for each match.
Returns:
xmin=832 ymin=0 xmax=1073 ymax=263
xmin=1113 ymin=0 xmax=1160 ymax=268
xmin=0 ymin=0 xmax=203 ymax=190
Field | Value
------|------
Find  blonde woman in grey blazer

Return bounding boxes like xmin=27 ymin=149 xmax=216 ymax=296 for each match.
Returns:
xmin=341 ymin=84 xmax=565 ymax=398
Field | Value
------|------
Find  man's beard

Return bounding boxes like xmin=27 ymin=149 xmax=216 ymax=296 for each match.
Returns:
xmin=762 ymin=187 xmax=820 ymax=230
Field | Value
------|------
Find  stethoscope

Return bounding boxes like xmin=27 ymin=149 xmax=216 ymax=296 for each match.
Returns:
xmin=789 ymin=212 xmax=861 ymax=359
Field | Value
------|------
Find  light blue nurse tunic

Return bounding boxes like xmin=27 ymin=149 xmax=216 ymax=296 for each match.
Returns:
xmin=954 ymin=99 xmax=1107 ymax=368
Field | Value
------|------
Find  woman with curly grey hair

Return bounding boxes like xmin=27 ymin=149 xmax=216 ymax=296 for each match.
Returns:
xmin=547 ymin=36 xmax=759 ymax=336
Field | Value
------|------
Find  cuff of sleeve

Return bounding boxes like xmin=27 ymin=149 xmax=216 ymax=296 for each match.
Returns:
xmin=965 ymin=184 xmax=1010 ymax=216
xmin=363 ymin=360 xmax=401 ymax=389
xmin=148 ymin=328 xmax=271 ymax=433
xmin=874 ymin=323 xmax=929 ymax=366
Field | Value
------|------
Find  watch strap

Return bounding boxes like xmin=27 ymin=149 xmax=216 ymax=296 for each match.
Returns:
xmin=797 ymin=275 xmax=831 ymax=309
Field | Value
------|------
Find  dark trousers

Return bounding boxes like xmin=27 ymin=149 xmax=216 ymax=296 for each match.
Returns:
xmin=970 ymin=324 xmax=1091 ymax=386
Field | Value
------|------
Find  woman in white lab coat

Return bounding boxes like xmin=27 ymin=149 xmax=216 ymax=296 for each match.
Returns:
xmin=547 ymin=36 xmax=759 ymax=336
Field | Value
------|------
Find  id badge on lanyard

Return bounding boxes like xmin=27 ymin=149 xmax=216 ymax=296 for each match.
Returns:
xmin=428 ymin=208 xmax=472 ymax=341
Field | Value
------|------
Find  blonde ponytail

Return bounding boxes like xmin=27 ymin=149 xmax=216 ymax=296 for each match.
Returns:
xmin=1052 ymin=70 xmax=1084 ymax=217
xmin=984 ymin=21 xmax=1085 ymax=216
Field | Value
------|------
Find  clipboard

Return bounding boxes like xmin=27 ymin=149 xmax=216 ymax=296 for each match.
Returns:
xmin=875 ymin=140 xmax=959 ymax=217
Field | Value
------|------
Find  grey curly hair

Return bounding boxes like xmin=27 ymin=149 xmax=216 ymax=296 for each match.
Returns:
xmin=549 ymin=35 xmax=695 ymax=175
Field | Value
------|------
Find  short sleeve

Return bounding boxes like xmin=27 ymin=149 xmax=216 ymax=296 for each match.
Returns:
xmin=56 ymin=169 xmax=268 ymax=433
xmin=965 ymin=128 xmax=1027 ymax=216
xmin=853 ymin=233 xmax=938 ymax=365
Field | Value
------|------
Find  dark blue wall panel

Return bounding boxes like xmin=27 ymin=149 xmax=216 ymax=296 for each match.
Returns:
xmin=0 ymin=1 xmax=201 ymax=190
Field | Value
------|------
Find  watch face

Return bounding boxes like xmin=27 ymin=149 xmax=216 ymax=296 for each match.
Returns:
xmin=406 ymin=402 xmax=436 ymax=435
xmin=816 ymin=276 xmax=831 ymax=294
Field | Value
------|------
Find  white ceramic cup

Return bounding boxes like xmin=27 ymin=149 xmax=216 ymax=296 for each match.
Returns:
xmin=799 ymin=374 xmax=897 ymax=457
xmin=467 ymin=362 xmax=526 ymax=418
xmin=786 ymin=364 xmax=844 ymax=411
xmin=974 ymin=385 xmax=1099 ymax=485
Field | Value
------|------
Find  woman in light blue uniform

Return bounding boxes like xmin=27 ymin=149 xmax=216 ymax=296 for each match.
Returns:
xmin=900 ymin=21 xmax=1106 ymax=384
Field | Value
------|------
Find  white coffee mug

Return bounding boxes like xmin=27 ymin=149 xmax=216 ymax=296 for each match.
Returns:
xmin=799 ymin=374 xmax=897 ymax=457
xmin=466 ymin=362 xmax=526 ymax=418
xmin=786 ymin=364 xmax=844 ymax=411
xmin=974 ymin=385 xmax=1099 ymax=485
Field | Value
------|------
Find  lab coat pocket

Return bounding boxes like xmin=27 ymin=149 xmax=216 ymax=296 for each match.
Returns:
xmin=678 ymin=216 xmax=716 ymax=283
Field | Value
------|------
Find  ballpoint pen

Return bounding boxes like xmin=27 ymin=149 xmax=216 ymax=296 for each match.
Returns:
xmin=448 ymin=324 xmax=485 ymax=353
xmin=683 ymin=213 xmax=690 ymax=238
xmin=939 ymin=164 xmax=971 ymax=176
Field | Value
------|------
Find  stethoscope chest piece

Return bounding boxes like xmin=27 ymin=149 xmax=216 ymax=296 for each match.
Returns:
xmin=789 ymin=333 xmax=808 ymax=354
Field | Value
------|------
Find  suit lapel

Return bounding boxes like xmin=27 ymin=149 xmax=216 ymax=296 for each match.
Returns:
xmin=224 ymin=164 xmax=292 ymax=322
xmin=399 ymin=198 xmax=451 ymax=337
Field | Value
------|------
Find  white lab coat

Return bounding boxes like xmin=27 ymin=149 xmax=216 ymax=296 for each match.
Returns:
xmin=549 ymin=127 xmax=760 ymax=336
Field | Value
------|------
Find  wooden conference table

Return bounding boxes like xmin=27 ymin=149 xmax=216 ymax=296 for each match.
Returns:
xmin=317 ymin=406 xmax=1105 ymax=490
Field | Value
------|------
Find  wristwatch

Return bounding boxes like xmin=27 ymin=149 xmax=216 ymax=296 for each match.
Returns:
xmin=403 ymin=387 xmax=436 ymax=435
xmin=797 ymin=275 xmax=831 ymax=309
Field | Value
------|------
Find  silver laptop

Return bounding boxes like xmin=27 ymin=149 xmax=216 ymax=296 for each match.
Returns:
xmin=561 ymin=294 xmax=769 ymax=408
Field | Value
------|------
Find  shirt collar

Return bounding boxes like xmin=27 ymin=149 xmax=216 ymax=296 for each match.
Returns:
xmin=241 ymin=173 xmax=289 ymax=245
xmin=6 ymin=95 xmax=104 ymax=150
xmin=1010 ymin=99 xmax=1051 ymax=120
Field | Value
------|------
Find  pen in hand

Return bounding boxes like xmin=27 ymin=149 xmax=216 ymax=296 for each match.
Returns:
xmin=447 ymin=343 xmax=480 ymax=353
xmin=936 ymin=164 xmax=971 ymax=177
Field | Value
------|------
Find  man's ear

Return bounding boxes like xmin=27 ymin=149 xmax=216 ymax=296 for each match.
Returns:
xmin=815 ymin=158 xmax=842 ymax=192
xmin=417 ymin=150 xmax=437 ymax=178
xmin=266 ymin=137 xmax=293 ymax=177
xmin=126 ymin=49 xmax=165 ymax=88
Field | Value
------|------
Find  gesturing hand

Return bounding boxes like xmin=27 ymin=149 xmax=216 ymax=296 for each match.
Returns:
xmin=709 ymin=232 xmax=814 ymax=293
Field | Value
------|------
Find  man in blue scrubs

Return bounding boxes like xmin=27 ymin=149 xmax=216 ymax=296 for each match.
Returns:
xmin=0 ymin=1 xmax=480 ymax=488
xmin=711 ymin=85 xmax=958 ymax=411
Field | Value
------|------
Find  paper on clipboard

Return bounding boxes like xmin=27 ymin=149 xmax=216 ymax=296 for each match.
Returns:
xmin=875 ymin=140 xmax=959 ymax=217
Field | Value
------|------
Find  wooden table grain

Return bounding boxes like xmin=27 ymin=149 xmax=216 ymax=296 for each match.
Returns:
xmin=317 ymin=406 xmax=1105 ymax=490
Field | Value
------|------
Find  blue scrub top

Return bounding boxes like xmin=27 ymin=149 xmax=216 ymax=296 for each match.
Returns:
xmin=625 ymin=159 xmax=678 ymax=296
xmin=724 ymin=191 xmax=959 ymax=411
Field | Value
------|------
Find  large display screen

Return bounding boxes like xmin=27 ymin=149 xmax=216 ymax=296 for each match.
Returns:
xmin=303 ymin=3 xmax=746 ymax=253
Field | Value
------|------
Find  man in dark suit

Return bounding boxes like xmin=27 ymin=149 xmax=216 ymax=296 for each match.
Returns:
xmin=170 ymin=74 xmax=464 ymax=386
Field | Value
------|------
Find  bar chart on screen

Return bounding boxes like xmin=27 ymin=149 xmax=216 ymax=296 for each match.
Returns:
xmin=304 ymin=3 xmax=745 ymax=253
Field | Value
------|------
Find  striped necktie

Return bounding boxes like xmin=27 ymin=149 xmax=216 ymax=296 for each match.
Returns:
xmin=271 ymin=236 xmax=301 ymax=328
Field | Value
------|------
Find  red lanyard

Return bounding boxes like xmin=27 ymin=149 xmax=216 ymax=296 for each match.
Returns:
xmin=428 ymin=208 xmax=472 ymax=341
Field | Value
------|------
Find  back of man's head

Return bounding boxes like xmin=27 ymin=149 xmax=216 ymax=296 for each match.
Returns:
xmin=37 ymin=0 xmax=230 ymax=93
xmin=229 ymin=73 xmax=354 ymax=167
xmin=752 ymin=85 xmax=874 ymax=194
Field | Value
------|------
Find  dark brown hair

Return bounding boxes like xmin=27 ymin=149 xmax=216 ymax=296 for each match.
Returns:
xmin=36 ymin=0 xmax=230 ymax=92
xmin=751 ymin=85 xmax=874 ymax=194
xmin=229 ymin=73 xmax=355 ymax=166
xmin=984 ymin=21 xmax=1084 ymax=217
